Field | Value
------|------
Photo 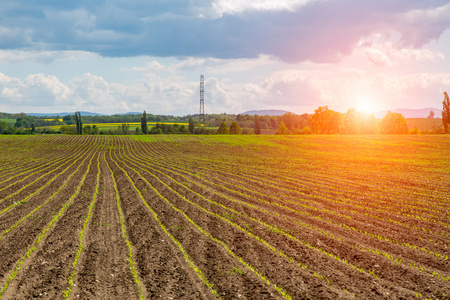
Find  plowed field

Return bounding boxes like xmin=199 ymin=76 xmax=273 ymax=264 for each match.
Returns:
xmin=0 ymin=135 xmax=449 ymax=299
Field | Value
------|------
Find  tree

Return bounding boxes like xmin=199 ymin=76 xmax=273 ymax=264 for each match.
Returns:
xmin=0 ymin=121 xmax=9 ymax=134
xmin=329 ymin=111 xmax=343 ymax=133
xmin=120 ymin=123 xmax=130 ymax=135
xmin=380 ymin=111 xmax=408 ymax=134
xmin=229 ymin=121 xmax=241 ymax=134
xmin=442 ymin=92 xmax=450 ymax=133
xmin=280 ymin=112 xmax=295 ymax=132
xmin=217 ymin=121 xmax=229 ymax=134
xmin=344 ymin=108 xmax=358 ymax=134
xmin=14 ymin=117 xmax=34 ymax=129
xmin=141 ymin=111 xmax=148 ymax=134
xmin=150 ymin=124 xmax=163 ymax=134
xmin=427 ymin=111 xmax=435 ymax=119
xmin=410 ymin=127 xmax=421 ymax=134
xmin=74 ymin=111 xmax=83 ymax=135
xmin=63 ymin=115 xmax=74 ymax=125
xmin=254 ymin=114 xmax=261 ymax=135
xmin=91 ymin=124 xmax=99 ymax=135
xmin=60 ymin=125 xmax=76 ymax=134
xmin=179 ymin=125 xmax=188 ymax=134
xmin=270 ymin=117 xmax=278 ymax=130
xmin=276 ymin=121 xmax=288 ymax=135
xmin=74 ymin=112 xmax=78 ymax=133
xmin=309 ymin=106 xmax=340 ymax=134
xmin=188 ymin=117 xmax=195 ymax=134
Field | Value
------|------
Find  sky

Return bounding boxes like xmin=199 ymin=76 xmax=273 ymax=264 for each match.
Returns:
xmin=0 ymin=0 xmax=450 ymax=116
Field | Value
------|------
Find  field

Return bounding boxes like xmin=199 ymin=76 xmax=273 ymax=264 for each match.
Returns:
xmin=37 ymin=117 xmax=445 ymax=133
xmin=405 ymin=118 xmax=443 ymax=131
xmin=45 ymin=122 xmax=190 ymax=131
xmin=0 ymin=134 xmax=449 ymax=299
xmin=0 ymin=119 xmax=15 ymax=125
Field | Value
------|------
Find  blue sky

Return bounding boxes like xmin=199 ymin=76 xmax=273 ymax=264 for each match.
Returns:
xmin=0 ymin=0 xmax=449 ymax=115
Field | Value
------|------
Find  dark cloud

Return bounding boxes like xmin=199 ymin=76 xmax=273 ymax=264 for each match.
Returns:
xmin=0 ymin=0 xmax=448 ymax=63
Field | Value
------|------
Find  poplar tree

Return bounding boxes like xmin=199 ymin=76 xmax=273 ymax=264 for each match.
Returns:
xmin=188 ymin=118 xmax=195 ymax=134
xmin=141 ymin=111 xmax=148 ymax=134
xmin=442 ymin=92 xmax=450 ymax=133
xmin=74 ymin=111 xmax=83 ymax=135
xmin=254 ymin=114 xmax=261 ymax=135
xmin=74 ymin=112 xmax=78 ymax=133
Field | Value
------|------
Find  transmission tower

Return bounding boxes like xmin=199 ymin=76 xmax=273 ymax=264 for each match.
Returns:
xmin=199 ymin=74 xmax=205 ymax=128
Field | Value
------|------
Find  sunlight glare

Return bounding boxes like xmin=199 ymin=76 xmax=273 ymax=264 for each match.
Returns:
xmin=355 ymin=96 xmax=376 ymax=113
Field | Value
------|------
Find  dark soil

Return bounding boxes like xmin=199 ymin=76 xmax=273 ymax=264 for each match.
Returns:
xmin=0 ymin=135 xmax=449 ymax=300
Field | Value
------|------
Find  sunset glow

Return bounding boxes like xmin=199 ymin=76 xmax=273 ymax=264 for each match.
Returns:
xmin=355 ymin=97 xmax=377 ymax=114
xmin=0 ymin=1 xmax=449 ymax=115
xmin=1 ymin=2 xmax=450 ymax=298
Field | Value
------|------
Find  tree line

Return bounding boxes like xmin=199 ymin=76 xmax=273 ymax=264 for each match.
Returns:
xmin=1 ymin=92 xmax=450 ymax=135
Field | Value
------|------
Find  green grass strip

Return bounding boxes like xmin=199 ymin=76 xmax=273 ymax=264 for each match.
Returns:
xmin=0 ymin=150 xmax=96 ymax=298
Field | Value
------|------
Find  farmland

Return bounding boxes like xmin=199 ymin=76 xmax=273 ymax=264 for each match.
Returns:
xmin=45 ymin=122 xmax=189 ymax=131
xmin=0 ymin=119 xmax=15 ymax=125
xmin=0 ymin=134 xmax=449 ymax=299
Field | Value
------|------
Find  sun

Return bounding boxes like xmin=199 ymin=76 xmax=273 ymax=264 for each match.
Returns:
xmin=354 ymin=97 xmax=376 ymax=113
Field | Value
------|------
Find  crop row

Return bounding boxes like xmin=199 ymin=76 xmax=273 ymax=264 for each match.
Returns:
xmin=110 ymin=138 xmax=434 ymax=298
xmin=119 ymin=136 xmax=449 ymax=298
xmin=0 ymin=145 xmax=97 ymax=297
xmin=0 ymin=135 xmax=448 ymax=299
xmin=132 ymin=139 xmax=449 ymax=262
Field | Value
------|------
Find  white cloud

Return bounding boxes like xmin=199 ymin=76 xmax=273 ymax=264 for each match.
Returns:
xmin=1 ymin=1 xmax=450 ymax=64
xmin=0 ymin=73 xmax=70 ymax=108
xmin=122 ymin=61 xmax=164 ymax=72
xmin=396 ymin=3 xmax=450 ymax=47
xmin=0 ymin=50 xmax=97 ymax=64
xmin=354 ymin=35 xmax=446 ymax=67
xmin=234 ymin=68 xmax=450 ymax=114
xmin=69 ymin=73 xmax=116 ymax=109
xmin=391 ymin=48 xmax=445 ymax=63
xmin=209 ymin=0 xmax=318 ymax=17
xmin=1 ymin=48 xmax=449 ymax=116
xmin=24 ymin=74 xmax=70 ymax=104
xmin=364 ymin=49 xmax=392 ymax=67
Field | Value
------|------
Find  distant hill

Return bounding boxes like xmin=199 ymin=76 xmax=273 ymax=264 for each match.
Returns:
xmin=374 ymin=108 xmax=441 ymax=118
xmin=113 ymin=112 xmax=142 ymax=116
xmin=405 ymin=118 xmax=443 ymax=131
xmin=26 ymin=111 xmax=143 ymax=117
xmin=27 ymin=111 xmax=104 ymax=117
xmin=241 ymin=109 xmax=291 ymax=116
